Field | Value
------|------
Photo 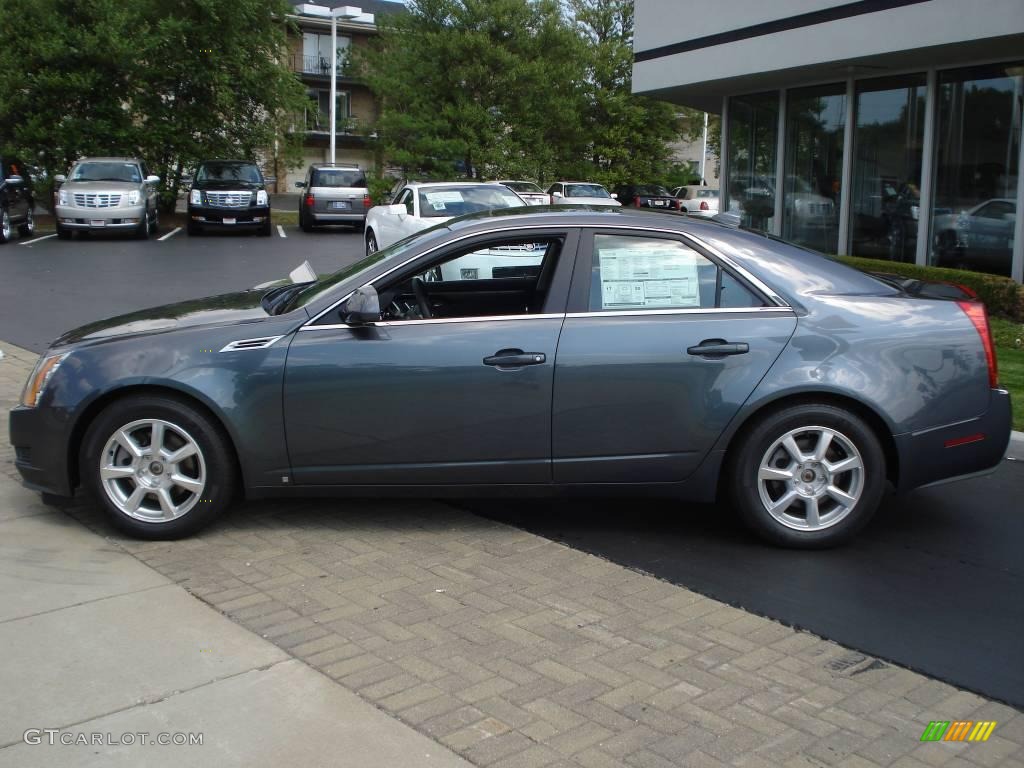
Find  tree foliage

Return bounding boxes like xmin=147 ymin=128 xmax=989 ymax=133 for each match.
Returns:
xmin=359 ymin=0 xmax=685 ymax=186
xmin=0 ymin=0 xmax=308 ymax=210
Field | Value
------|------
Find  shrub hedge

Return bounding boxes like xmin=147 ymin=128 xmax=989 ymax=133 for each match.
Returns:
xmin=836 ymin=256 xmax=1024 ymax=320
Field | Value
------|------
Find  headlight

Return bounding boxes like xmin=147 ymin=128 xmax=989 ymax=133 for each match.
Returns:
xmin=190 ymin=189 xmax=201 ymax=205
xmin=58 ymin=189 xmax=68 ymax=206
xmin=21 ymin=352 xmax=69 ymax=408
xmin=127 ymin=190 xmax=141 ymax=205
xmin=256 ymin=190 xmax=268 ymax=206
xmin=910 ymin=205 xmax=919 ymax=220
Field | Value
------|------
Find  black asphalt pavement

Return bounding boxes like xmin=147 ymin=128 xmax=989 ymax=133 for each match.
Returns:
xmin=3 ymin=229 xmax=1021 ymax=709
xmin=465 ymin=459 xmax=1024 ymax=708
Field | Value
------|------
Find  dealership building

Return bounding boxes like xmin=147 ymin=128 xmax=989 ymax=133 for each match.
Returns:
xmin=633 ymin=0 xmax=1024 ymax=282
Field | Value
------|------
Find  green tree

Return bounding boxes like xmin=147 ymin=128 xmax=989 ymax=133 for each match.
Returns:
xmin=0 ymin=0 xmax=307 ymax=212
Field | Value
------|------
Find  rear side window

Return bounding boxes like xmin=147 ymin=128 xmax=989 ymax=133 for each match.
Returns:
xmin=588 ymin=234 xmax=764 ymax=311
xmin=312 ymin=168 xmax=366 ymax=187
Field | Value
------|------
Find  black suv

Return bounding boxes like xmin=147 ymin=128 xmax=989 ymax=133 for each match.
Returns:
xmin=187 ymin=160 xmax=271 ymax=236
xmin=0 ymin=156 xmax=35 ymax=244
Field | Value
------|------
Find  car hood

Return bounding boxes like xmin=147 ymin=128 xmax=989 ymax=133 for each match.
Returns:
xmin=192 ymin=179 xmax=265 ymax=191
xmin=61 ymin=180 xmax=141 ymax=192
xmin=52 ymin=289 xmax=272 ymax=347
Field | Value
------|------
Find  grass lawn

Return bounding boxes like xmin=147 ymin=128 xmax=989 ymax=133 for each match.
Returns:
xmin=991 ymin=316 xmax=1024 ymax=431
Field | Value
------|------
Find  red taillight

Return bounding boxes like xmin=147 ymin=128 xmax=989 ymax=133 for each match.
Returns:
xmin=633 ymin=195 xmax=640 ymax=207
xmin=362 ymin=194 xmax=371 ymax=209
xmin=700 ymin=201 xmax=709 ymax=211
xmin=957 ymin=300 xmax=998 ymax=387
xmin=304 ymin=193 xmax=314 ymax=207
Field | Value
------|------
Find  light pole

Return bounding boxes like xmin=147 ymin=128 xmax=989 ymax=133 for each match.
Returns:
xmin=295 ymin=5 xmax=370 ymax=164
xmin=699 ymin=111 xmax=709 ymax=186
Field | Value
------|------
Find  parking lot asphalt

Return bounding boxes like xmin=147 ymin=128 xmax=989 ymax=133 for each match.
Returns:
xmin=3 ymin=232 xmax=1022 ymax=714
xmin=0 ymin=224 xmax=367 ymax=352
xmin=464 ymin=458 xmax=1024 ymax=708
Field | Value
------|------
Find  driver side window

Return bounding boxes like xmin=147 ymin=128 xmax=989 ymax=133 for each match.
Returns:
xmin=398 ymin=189 xmax=414 ymax=215
xmin=376 ymin=236 xmax=564 ymax=322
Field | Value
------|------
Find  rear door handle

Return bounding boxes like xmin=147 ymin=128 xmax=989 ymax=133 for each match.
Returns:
xmin=483 ymin=349 xmax=546 ymax=368
xmin=686 ymin=339 xmax=749 ymax=358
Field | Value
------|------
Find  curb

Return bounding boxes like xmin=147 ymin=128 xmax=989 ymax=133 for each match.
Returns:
xmin=1009 ymin=430 xmax=1024 ymax=461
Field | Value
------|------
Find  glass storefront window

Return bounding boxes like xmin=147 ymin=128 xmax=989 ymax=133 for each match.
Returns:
xmin=726 ymin=92 xmax=778 ymax=233
xmin=783 ymin=84 xmax=847 ymax=252
xmin=932 ymin=63 xmax=1022 ymax=276
xmin=850 ymin=75 xmax=926 ymax=261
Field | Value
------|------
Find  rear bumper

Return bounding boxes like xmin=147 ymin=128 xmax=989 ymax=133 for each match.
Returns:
xmin=894 ymin=388 xmax=1012 ymax=492
xmin=9 ymin=405 xmax=74 ymax=496
xmin=308 ymin=210 xmax=367 ymax=224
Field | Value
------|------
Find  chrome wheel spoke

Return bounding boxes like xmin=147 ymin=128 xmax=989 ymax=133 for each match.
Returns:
xmin=156 ymin=488 xmax=177 ymax=519
xmin=149 ymin=422 xmax=165 ymax=454
xmin=100 ymin=464 xmax=135 ymax=480
xmin=115 ymin=429 xmax=145 ymax=459
xmin=812 ymin=429 xmax=834 ymax=461
xmin=805 ymin=496 xmax=821 ymax=527
xmin=170 ymin=473 xmax=203 ymax=494
xmin=767 ymin=489 xmax=799 ymax=514
xmin=165 ymin=443 xmax=197 ymax=463
xmin=758 ymin=466 xmax=794 ymax=482
xmin=827 ymin=485 xmax=858 ymax=508
xmin=824 ymin=455 xmax=862 ymax=475
xmin=781 ymin=435 xmax=805 ymax=463
xmin=124 ymin=485 xmax=147 ymax=513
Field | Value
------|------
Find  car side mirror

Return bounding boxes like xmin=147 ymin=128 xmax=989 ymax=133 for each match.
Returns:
xmin=54 ymin=174 xmax=66 ymax=184
xmin=551 ymin=191 xmax=563 ymax=199
xmin=145 ymin=175 xmax=160 ymax=184
xmin=5 ymin=175 xmax=23 ymax=184
xmin=387 ymin=204 xmax=407 ymax=216
xmin=610 ymin=193 xmax=618 ymax=200
xmin=341 ymin=285 xmax=381 ymax=325
xmin=295 ymin=181 xmax=306 ymax=189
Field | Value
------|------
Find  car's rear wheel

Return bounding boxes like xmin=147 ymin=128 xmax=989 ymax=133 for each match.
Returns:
xmin=300 ymin=207 xmax=313 ymax=232
xmin=56 ymin=223 xmax=72 ymax=240
xmin=0 ymin=208 xmax=11 ymax=243
xmin=82 ymin=395 xmax=237 ymax=539
xmin=187 ymin=221 xmax=201 ymax=236
xmin=18 ymin=208 xmax=34 ymax=238
xmin=135 ymin=209 xmax=149 ymax=239
xmin=148 ymin=207 xmax=158 ymax=236
xmin=729 ymin=403 xmax=885 ymax=548
xmin=366 ymin=228 xmax=377 ymax=256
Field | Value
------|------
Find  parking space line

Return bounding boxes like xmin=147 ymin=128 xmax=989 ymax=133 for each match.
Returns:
xmin=157 ymin=227 xmax=182 ymax=242
xmin=18 ymin=234 xmax=57 ymax=246
xmin=277 ymin=225 xmax=287 ymax=238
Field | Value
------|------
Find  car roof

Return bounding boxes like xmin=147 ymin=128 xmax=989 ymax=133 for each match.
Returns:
xmin=75 ymin=157 xmax=142 ymax=163
xmin=553 ymin=181 xmax=606 ymax=185
xmin=407 ymin=181 xmax=506 ymax=190
xmin=199 ymin=159 xmax=258 ymax=165
xmin=311 ymin=163 xmax=361 ymax=169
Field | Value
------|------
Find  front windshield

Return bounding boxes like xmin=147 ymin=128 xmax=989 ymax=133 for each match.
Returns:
xmin=197 ymin=162 xmax=262 ymax=183
xmin=70 ymin=162 xmax=141 ymax=183
xmin=635 ymin=185 xmax=671 ymax=196
xmin=565 ymin=184 xmax=610 ymax=198
xmin=418 ymin=186 xmax=523 ymax=219
xmin=502 ymin=181 xmax=542 ymax=194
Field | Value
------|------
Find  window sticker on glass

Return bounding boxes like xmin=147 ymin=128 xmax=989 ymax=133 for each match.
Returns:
xmin=596 ymin=238 xmax=700 ymax=310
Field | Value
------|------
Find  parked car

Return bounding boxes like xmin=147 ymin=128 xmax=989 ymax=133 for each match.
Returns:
xmin=615 ymin=184 xmax=681 ymax=212
xmin=296 ymin=163 xmax=370 ymax=232
xmin=0 ymin=156 xmax=35 ymax=243
xmin=187 ymin=160 xmax=271 ymax=236
xmin=364 ymin=181 xmax=525 ymax=254
xmin=545 ymin=181 xmax=621 ymax=207
xmin=53 ymin=158 xmax=160 ymax=240
xmin=933 ymin=198 xmax=1016 ymax=276
xmin=10 ymin=209 xmax=1009 ymax=549
xmin=672 ymin=186 xmax=720 ymax=218
xmin=496 ymin=181 xmax=548 ymax=206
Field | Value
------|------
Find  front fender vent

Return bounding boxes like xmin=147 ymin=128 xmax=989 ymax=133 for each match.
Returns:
xmin=219 ymin=335 xmax=284 ymax=352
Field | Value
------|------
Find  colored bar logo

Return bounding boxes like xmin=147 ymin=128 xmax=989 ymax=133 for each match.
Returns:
xmin=920 ymin=721 xmax=997 ymax=742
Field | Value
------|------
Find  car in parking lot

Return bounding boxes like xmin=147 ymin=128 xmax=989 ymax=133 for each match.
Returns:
xmin=364 ymin=181 xmax=525 ymax=254
xmin=933 ymin=198 xmax=1017 ymax=275
xmin=615 ymin=184 xmax=681 ymax=212
xmin=672 ymin=186 xmax=720 ymax=218
xmin=53 ymin=158 xmax=160 ymax=240
xmin=187 ymin=160 xmax=271 ymax=236
xmin=545 ymin=181 xmax=621 ymax=207
xmin=10 ymin=209 xmax=1010 ymax=548
xmin=496 ymin=181 xmax=548 ymax=205
xmin=296 ymin=163 xmax=370 ymax=232
xmin=0 ymin=156 xmax=35 ymax=244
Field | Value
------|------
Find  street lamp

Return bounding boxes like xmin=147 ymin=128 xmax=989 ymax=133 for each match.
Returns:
xmin=295 ymin=4 xmax=372 ymax=164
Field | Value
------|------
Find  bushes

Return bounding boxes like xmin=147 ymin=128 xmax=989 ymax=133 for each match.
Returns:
xmin=837 ymin=256 xmax=1024 ymax=320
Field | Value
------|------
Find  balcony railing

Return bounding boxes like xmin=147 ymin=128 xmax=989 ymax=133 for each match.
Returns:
xmin=291 ymin=53 xmax=348 ymax=77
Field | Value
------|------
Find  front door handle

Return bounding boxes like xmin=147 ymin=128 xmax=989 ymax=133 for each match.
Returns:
xmin=483 ymin=349 xmax=546 ymax=368
xmin=687 ymin=339 xmax=749 ymax=358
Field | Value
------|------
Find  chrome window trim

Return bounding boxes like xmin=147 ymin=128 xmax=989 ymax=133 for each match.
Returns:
xmin=565 ymin=307 xmax=794 ymax=319
xmin=301 ymin=313 xmax=566 ymax=331
xmin=303 ymin=222 xmax=792 ymax=329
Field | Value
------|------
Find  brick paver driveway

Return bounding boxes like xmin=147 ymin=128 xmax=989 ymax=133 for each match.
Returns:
xmin=2 ymin=339 xmax=1022 ymax=768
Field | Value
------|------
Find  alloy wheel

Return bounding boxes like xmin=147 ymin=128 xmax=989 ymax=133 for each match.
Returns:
xmin=24 ymin=209 xmax=34 ymax=236
xmin=99 ymin=418 xmax=207 ymax=522
xmin=1 ymin=210 xmax=10 ymax=241
xmin=757 ymin=426 xmax=864 ymax=531
xmin=366 ymin=231 xmax=377 ymax=254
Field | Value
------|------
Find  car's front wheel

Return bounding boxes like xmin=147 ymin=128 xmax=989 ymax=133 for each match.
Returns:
xmin=366 ymin=228 xmax=377 ymax=256
xmin=82 ymin=395 xmax=237 ymax=539
xmin=0 ymin=207 xmax=11 ymax=244
xmin=729 ymin=403 xmax=885 ymax=548
xmin=18 ymin=208 xmax=34 ymax=238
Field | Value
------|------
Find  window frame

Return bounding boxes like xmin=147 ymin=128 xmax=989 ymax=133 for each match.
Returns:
xmin=566 ymin=229 xmax=774 ymax=315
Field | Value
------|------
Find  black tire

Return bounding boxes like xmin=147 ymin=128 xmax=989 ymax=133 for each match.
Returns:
xmin=135 ymin=209 xmax=150 ymax=239
xmin=259 ymin=217 xmax=272 ymax=237
xmin=300 ymin=207 xmax=314 ymax=233
xmin=365 ymin=228 xmax=377 ymax=256
xmin=56 ymin=224 xmax=72 ymax=240
xmin=81 ymin=394 xmax=237 ymax=539
xmin=728 ymin=402 xmax=886 ymax=548
xmin=187 ymin=221 xmax=201 ymax=236
xmin=0 ymin=207 xmax=10 ymax=244
xmin=148 ymin=207 xmax=159 ymax=236
xmin=18 ymin=208 xmax=35 ymax=238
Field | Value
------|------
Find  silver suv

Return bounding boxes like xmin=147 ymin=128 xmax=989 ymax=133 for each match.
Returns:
xmin=54 ymin=157 xmax=160 ymax=240
xmin=296 ymin=163 xmax=369 ymax=232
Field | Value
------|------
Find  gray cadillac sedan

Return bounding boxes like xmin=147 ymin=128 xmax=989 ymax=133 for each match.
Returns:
xmin=9 ymin=209 xmax=1011 ymax=547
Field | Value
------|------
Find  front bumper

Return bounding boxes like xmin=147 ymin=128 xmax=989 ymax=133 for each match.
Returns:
xmin=55 ymin=204 xmax=146 ymax=230
xmin=9 ymin=404 xmax=74 ymax=497
xmin=895 ymin=388 xmax=1012 ymax=492
xmin=189 ymin=204 xmax=270 ymax=228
